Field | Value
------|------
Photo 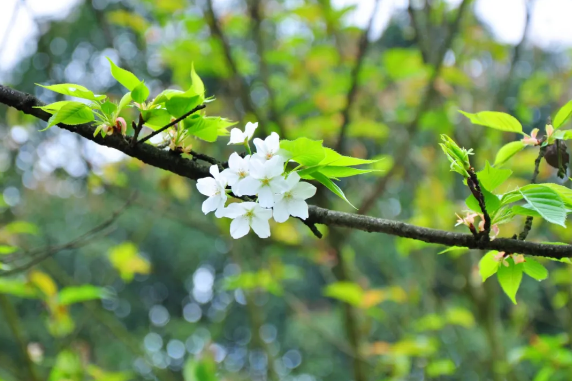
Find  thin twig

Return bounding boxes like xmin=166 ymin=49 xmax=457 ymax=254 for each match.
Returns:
xmin=518 ymin=144 xmax=547 ymax=241
xmin=131 ymin=113 xmax=144 ymax=146
xmin=0 ymin=194 xmax=136 ymax=276
xmin=335 ymin=0 xmax=381 ymax=154
xmin=467 ymin=168 xmax=491 ymax=241
xmin=137 ymin=104 xmax=205 ymax=145
xmin=358 ymin=0 xmax=471 ymax=215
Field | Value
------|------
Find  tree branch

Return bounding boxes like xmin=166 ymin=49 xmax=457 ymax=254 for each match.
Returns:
xmin=2 ymin=85 xmax=572 ymax=257
xmin=358 ymin=0 xmax=471 ymax=215
xmin=335 ymin=0 xmax=381 ymax=154
xmin=136 ymin=104 xmax=206 ymax=145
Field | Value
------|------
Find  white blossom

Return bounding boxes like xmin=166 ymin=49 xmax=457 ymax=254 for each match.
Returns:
xmin=237 ymin=156 xmax=287 ymax=208
xmin=221 ymin=153 xmax=251 ymax=196
xmin=221 ymin=202 xmax=273 ymax=239
xmin=273 ymin=172 xmax=317 ymax=223
xmin=196 ymin=165 xmax=227 ymax=217
xmin=252 ymin=132 xmax=280 ymax=162
xmin=228 ymin=122 xmax=258 ymax=145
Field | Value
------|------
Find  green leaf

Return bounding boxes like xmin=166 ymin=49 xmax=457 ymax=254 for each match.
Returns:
xmin=189 ymin=63 xmax=205 ymax=103
xmin=497 ymin=257 xmax=523 ymax=304
xmin=185 ymin=116 xmax=236 ymax=142
xmin=280 ymin=137 xmax=326 ymax=167
xmin=118 ymin=92 xmax=132 ymax=113
xmin=100 ymin=101 xmax=117 ymax=117
xmin=492 ymin=207 xmax=515 ymax=225
xmin=319 ymin=147 xmax=378 ymax=166
xmin=183 ymin=357 xmax=217 ymax=381
xmin=314 ymin=167 xmax=376 ymax=179
xmin=44 ymin=101 xmax=94 ymax=130
xmin=166 ymin=93 xmax=201 ymax=118
xmin=36 ymin=101 xmax=75 ymax=114
xmin=511 ymin=204 xmax=542 ymax=218
xmin=323 ymin=281 xmax=363 ymax=306
xmin=438 ymin=246 xmax=467 ymax=255
xmin=58 ymin=285 xmax=112 ymax=305
xmin=131 ymin=81 xmax=149 ymax=104
xmin=37 ymin=83 xmax=105 ymax=101
xmin=552 ymin=129 xmax=572 ymax=140
xmin=479 ymin=251 xmax=500 ymax=282
xmin=494 ymin=141 xmax=526 ymax=166
xmin=519 ymin=185 xmax=566 ymax=227
xmin=477 ymin=161 xmax=512 ymax=191
xmin=107 ymin=57 xmax=140 ymax=91
xmin=0 ymin=245 xmax=17 ymax=255
xmin=0 ymin=278 xmax=39 ymax=298
xmin=311 ymin=171 xmax=356 ymax=208
xmin=542 ymin=183 xmax=572 ymax=209
xmin=553 ymin=100 xmax=572 ymax=129
xmin=523 ymin=258 xmax=548 ymax=281
xmin=426 ymin=359 xmax=456 ymax=377
xmin=465 ymin=185 xmax=501 ymax=214
xmin=142 ymin=109 xmax=171 ymax=129
xmin=4 ymin=221 xmax=38 ymax=235
xmin=459 ymin=110 xmax=524 ymax=134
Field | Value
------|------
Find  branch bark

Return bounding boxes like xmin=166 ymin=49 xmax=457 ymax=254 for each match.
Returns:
xmin=2 ymin=84 xmax=572 ymax=258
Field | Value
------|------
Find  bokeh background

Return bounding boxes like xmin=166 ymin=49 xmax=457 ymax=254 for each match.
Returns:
xmin=2 ymin=0 xmax=572 ymax=380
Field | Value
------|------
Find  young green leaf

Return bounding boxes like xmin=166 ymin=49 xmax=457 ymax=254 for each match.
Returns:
xmin=131 ymin=81 xmax=150 ymax=104
xmin=323 ymin=281 xmax=363 ymax=306
xmin=44 ymin=101 xmax=94 ymax=130
xmin=492 ymin=207 xmax=515 ymax=225
xmin=142 ymin=109 xmax=171 ymax=129
xmin=552 ymin=129 xmax=572 ymax=140
xmin=304 ymin=166 xmax=376 ymax=179
xmin=494 ymin=141 xmax=526 ymax=166
xmin=523 ymin=257 xmax=548 ymax=281
xmin=185 ymin=116 xmax=235 ymax=142
xmin=280 ymin=137 xmax=326 ymax=167
xmin=541 ymin=183 xmax=572 ymax=209
xmin=438 ymin=246 xmax=467 ymax=255
xmin=511 ymin=205 xmax=542 ymax=218
xmin=166 ymin=93 xmax=201 ymax=118
xmin=190 ymin=63 xmax=205 ymax=103
xmin=35 ymin=101 xmax=75 ymax=114
xmin=311 ymin=171 xmax=356 ymax=208
xmin=118 ymin=92 xmax=132 ymax=114
xmin=519 ymin=185 xmax=566 ymax=227
xmin=553 ymin=99 xmax=572 ymax=129
xmin=58 ymin=285 xmax=112 ymax=305
xmin=479 ymin=251 xmax=500 ymax=282
xmin=465 ymin=185 xmax=501 ymax=214
xmin=477 ymin=161 xmax=512 ymax=191
xmin=36 ymin=83 xmax=106 ymax=102
xmin=100 ymin=101 xmax=117 ymax=116
xmin=319 ymin=147 xmax=378 ymax=166
xmin=0 ymin=245 xmax=17 ymax=255
xmin=497 ymin=257 xmax=523 ymax=304
xmin=107 ymin=57 xmax=140 ymax=90
xmin=459 ymin=110 xmax=524 ymax=134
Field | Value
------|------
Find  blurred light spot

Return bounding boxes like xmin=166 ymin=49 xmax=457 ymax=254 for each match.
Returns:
xmin=151 ymin=351 xmax=169 ymax=369
xmin=144 ymin=332 xmax=163 ymax=352
xmin=295 ymin=375 xmax=316 ymax=381
xmin=249 ymin=349 xmax=268 ymax=371
xmin=0 ymin=151 xmax=10 ymax=172
xmin=133 ymin=357 xmax=152 ymax=376
xmin=193 ymin=288 xmax=213 ymax=304
xmin=183 ymin=303 xmax=202 ymax=323
xmin=224 ymin=346 xmax=246 ymax=372
xmin=114 ymin=299 xmax=131 ymax=318
xmin=10 ymin=126 xmax=29 ymax=144
xmin=33 ymin=52 xmax=49 ymax=70
xmin=50 ymin=37 xmax=67 ymax=56
xmin=260 ymin=324 xmax=277 ymax=344
xmin=166 ymin=340 xmax=186 ymax=360
xmin=3 ymin=187 xmax=20 ymax=207
xmin=185 ymin=335 xmax=205 ymax=355
xmin=210 ymin=343 xmax=227 ymax=363
xmin=215 ymin=238 xmax=230 ymax=254
xmin=223 ymin=263 xmax=240 ymax=277
xmin=233 ymin=326 xmax=251 ymax=346
xmin=234 ymin=289 xmax=247 ymax=305
xmin=283 ymin=349 xmax=302 ymax=369
xmin=149 ymin=305 xmax=170 ymax=327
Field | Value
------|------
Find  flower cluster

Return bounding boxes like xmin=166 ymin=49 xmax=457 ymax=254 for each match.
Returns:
xmin=493 ymin=252 xmax=525 ymax=267
xmin=196 ymin=122 xmax=317 ymax=239
xmin=455 ymin=211 xmax=499 ymax=240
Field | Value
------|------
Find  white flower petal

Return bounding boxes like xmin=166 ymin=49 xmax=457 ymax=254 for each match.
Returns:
xmin=230 ymin=217 xmax=250 ymax=239
xmin=196 ymin=178 xmax=218 ymax=196
xmin=250 ymin=216 xmax=270 ymax=238
xmin=284 ymin=172 xmax=301 ymax=190
xmin=236 ymin=176 xmax=260 ymax=196
xmin=273 ymin=200 xmax=290 ymax=223
xmin=248 ymin=159 xmax=265 ymax=179
xmin=253 ymin=138 xmax=266 ymax=156
xmin=221 ymin=169 xmax=239 ymax=186
xmin=228 ymin=128 xmax=245 ymax=145
xmin=245 ymin=122 xmax=258 ymax=139
xmin=228 ymin=152 xmax=242 ymax=170
xmin=291 ymin=181 xmax=317 ymax=200
xmin=266 ymin=156 xmax=285 ymax=178
xmin=266 ymin=132 xmax=280 ymax=152
xmin=288 ymin=199 xmax=309 ymax=220
xmin=254 ymin=205 xmax=273 ymax=220
xmin=202 ymin=196 xmax=221 ymax=215
xmin=223 ymin=203 xmax=247 ymax=218
xmin=269 ymin=177 xmax=288 ymax=193
xmin=209 ymin=164 xmax=220 ymax=178
xmin=257 ymin=186 xmax=275 ymax=208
